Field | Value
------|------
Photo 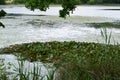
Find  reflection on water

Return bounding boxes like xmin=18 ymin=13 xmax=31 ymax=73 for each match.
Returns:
xmin=0 ymin=5 xmax=120 ymax=48
xmin=0 ymin=54 xmax=48 ymax=79
xmin=102 ymin=9 xmax=120 ymax=10
xmin=2 ymin=5 xmax=120 ymax=19
xmin=87 ymin=22 xmax=120 ymax=28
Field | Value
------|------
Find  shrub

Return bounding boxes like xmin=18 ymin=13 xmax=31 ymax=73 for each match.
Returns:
xmin=0 ymin=0 xmax=5 ymax=5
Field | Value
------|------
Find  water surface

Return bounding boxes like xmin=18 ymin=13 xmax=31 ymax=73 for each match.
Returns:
xmin=0 ymin=5 xmax=120 ymax=48
xmin=0 ymin=5 xmax=120 ymax=79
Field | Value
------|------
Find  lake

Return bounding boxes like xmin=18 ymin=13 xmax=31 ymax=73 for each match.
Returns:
xmin=0 ymin=5 xmax=120 ymax=80
xmin=0 ymin=5 xmax=120 ymax=48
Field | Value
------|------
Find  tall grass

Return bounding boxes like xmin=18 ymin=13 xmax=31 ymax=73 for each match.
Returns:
xmin=101 ymin=28 xmax=112 ymax=44
xmin=0 ymin=54 xmax=56 ymax=80
xmin=0 ymin=58 xmax=8 ymax=80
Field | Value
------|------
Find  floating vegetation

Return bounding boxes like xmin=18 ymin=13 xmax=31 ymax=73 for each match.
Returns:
xmin=0 ymin=41 xmax=120 ymax=79
xmin=0 ymin=41 xmax=119 ymax=62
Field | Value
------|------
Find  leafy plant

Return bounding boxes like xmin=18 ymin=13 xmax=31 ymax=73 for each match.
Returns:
xmin=0 ymin=58 xmax=8 ymax=80
xmin=25 ymin=0 xmax=77 ymax=18
xmin=12 ymin=54 xmax=45 ymax=80
xmin=46 ymin=69 xmax=56 ymax=80
xmin=0 ymin=41 xmax=120 ymax=80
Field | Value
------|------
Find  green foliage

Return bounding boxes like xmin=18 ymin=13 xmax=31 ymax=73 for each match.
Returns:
xmin=25 ymin=0 xmax=51 ymax=11
xmin=25 ymin=0 xmax=77 ymax=18
xmin=5 ymin=0 xmax=120 ymax=5
xmin=0 ymin=10 xmax=6 ymax=28
xmin=13 ymin=0 xmax=25 ymax=4
xmin=0 ymin=41 xmax=120 ymax=79
xmin=1 ymin=56 xmax=14 ymax=80
xmin=0 ymin=59 xmax=7 ymax=80
xmin=24 ymin=0 xmax=120 ymax=18
xmin=46 ymin=69 xmax=56 ymax=80
xmin=0 ymin=0 xmax=5 ymax=5
xmin=0 ymin=55 xmax=54 ymax=80
xmin=81 ymin=0 xmax=89 ymax=4
xmin=0 ymin=10 xmax=6 ymax=17
xmin=12 ymin=60 xmax=44 ymax=80
xmin=87 ymin=0 xmax=96 ymax=4
xmin=59 ymin=0 xmax=76 ymax=18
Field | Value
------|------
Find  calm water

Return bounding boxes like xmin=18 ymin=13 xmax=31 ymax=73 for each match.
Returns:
xmin=0 ymin=54 xmax=49 ymax=80
xmin=3 ymin=5 xmax=120 ymax=19
xmin=0 ymin=5 xmax=120 ymax=79
xmin=0 ymin=5 xmax=120 ymax=48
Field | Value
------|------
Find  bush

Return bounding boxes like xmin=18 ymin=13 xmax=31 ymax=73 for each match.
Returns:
xmin=0 ymin=10 xmax=7 ymax=17
xmin=0 ymin=0 xmax=5 ymax=5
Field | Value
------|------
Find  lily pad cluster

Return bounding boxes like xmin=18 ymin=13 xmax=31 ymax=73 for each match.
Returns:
xmin=0 ymin=41 xmax=119 ymax=62
xmin=0 ymin=41 xmax=120 ymax=79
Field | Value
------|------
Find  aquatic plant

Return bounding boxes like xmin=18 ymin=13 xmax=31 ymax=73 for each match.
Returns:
xmin=0 ymin=54 xmax=50 ymax=80
xmin=0 ymin=41 xmax=120 ymax=80
xmin=101 ymin=28 xmax=112 ymax=44
xmin=11 ymin=54 xmax=46 ymax=80
xmin=0 ymin=58 xmax=12 ymax=80
xmin=0 ymin=59 xmax=7 ymax=80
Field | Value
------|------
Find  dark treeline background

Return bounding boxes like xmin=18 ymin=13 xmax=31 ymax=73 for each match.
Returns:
xmin=50 ymin=0 xmax=120 ymax=4
xmin=0 ymin=0 xmax=5 ymax=4
xmin=0 ymin=0 xmax=120 ymax=5
xmin=51 ymin=0 xmax=120 ymax=4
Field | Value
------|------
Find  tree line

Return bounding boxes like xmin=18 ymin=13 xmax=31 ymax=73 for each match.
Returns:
xmin=0 ymin=0 xmax=120 ymax=5
xmin=14 ymin=0 xmax=120 ymax=4
xmin=48 ymin=0 xmax=120 ymax=4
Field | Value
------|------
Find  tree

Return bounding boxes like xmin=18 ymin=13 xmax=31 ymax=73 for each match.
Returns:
xmin=25 ymin=0 xmax=77 ymax=18
xmin=0 ymin=0 xmax=5 ymax=5
xmin=0 ymin=10 xmax=6 ymax=28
